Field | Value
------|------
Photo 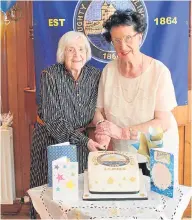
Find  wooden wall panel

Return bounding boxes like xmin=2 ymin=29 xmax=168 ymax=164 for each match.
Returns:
xmin=16 ymin=2 xmax=31 ymax=194
xmin=183 ymin=92 xmax=191 ymax=217
xmin=184 ymin=5 xmax=192 ymax=217
xmin=178 ymin=126 xmax=185 ymax=185
xmin=1 ymin=1 xmax=34 ymax=197
xmin=1 ymin=26 xmax=9 ymax=113
xmin=189 ymin=0 xmax=191 ymax=90
xmin=24 ymin=88 xmax=37 ymax=148
xmin=183 ymin=122 xmax=191 ymax=217
xmin=172 ymin=106 xmax=189 ymax=126
xmin=185 ymin=91 xmax=191 ymax=186
xmin=184 ymin=128 xmax=191 ymax=186
xmin=26 ymin=2 xmax=35 ymax=89
xmin=6 ymin=17 xmax=24 ymax=196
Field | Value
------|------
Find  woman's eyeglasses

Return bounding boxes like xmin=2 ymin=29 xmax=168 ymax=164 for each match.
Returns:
xmin=65 ymin=47 xmax=86 ymax=55
xmin=112 ymin=33 xmax=138 ymax=46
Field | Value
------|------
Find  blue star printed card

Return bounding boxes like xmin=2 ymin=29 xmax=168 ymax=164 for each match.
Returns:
xmin=52 ymin=156 xmax=78 ymax=201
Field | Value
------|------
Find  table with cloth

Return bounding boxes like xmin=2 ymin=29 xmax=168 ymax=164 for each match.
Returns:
xmin=28 ymin=174 xmax=192 ymax=220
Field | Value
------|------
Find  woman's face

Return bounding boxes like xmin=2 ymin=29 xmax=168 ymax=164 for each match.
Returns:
xmin=111 ymin=25 xmax=142 ymax=61
xmin=64 ymin=37 xmax=87 ymax=73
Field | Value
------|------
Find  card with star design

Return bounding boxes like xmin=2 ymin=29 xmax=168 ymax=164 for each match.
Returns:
xmin=52 ymin=156 xmax=78 ymax=201
xmin=47 ymin=142 xmax=77 ymax=187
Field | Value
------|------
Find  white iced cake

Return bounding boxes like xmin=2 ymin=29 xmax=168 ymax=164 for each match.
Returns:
xmin=88 ymin=151 xmax=140 ymax=193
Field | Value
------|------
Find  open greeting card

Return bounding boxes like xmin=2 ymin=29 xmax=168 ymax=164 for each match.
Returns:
xmin=150 ymin=148 xmax=174 ymax=198
xmin=47 ymin=142 xmax=77 ymax=187
xmin=52 ymin=156 xmax=78 ymax=201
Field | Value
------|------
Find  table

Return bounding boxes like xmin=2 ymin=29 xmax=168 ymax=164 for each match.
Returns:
xmin=28 ymin=174 xmax=192 ymax=219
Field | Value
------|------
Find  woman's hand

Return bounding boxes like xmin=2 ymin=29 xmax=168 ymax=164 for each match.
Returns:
xmin=95 ymin=120 xmax=138 ymax=140
xmin=87 ymin=139 xmax=105 ymax=152
xmin=95 ymin=134 xmax=111 ymax=150
xmin=95 ymin=120 xmax=124 ymax=139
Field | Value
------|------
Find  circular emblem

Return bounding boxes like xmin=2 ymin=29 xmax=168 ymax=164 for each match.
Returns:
xmin=97 ymin=152 xmax=130 ymax=167
xmin=73 ymin=0 xmax=148 ymax=63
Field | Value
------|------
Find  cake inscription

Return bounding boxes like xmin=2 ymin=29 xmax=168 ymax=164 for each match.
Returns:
xmin=104 ymin=167 xmax=126 ymax=171
xmin=97 ymin=152 xmax=130 ymax=167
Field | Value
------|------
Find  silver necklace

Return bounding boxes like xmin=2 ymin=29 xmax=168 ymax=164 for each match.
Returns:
xmin=118 ymin=54 xmax=143 ymax=104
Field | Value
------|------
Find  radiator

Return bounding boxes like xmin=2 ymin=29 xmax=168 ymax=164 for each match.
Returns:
xmin=0 ymin=127 xmax=16 ymax=204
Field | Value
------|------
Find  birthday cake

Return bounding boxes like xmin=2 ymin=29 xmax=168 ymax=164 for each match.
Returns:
xmin=88 ymin=151 xmax=140 ymax=193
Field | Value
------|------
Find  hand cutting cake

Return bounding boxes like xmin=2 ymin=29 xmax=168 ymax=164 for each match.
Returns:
xmin=88 ymin=151 xmax=140 ymax=193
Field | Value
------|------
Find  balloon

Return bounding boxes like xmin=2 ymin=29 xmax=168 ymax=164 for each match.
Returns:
xmin=0 ymin=1 xmax=16 ymax=13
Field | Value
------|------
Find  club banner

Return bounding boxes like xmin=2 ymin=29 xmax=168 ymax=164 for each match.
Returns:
xmin=33 ymin=0 xmax=189 ymax=105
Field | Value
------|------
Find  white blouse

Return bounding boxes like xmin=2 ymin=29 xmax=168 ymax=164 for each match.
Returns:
xmin=97 ymin=58 xmax=179 ymax=182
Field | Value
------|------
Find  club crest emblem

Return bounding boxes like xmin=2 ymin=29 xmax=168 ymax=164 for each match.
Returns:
xmin=73 ymin=0 xmax=148 ymax=63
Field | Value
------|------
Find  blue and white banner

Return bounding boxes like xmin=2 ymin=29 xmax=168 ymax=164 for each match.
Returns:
xmin=33 ymin=0 xmax=189 ymax=105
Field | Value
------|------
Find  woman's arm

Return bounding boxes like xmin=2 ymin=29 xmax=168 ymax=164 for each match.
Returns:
xmin=92 ymin=108 xmax=111 ymax=148
xmin=129 ymin=111 xmax=172 ymax=133
xmin=92 ymin=108 xmax=105 ymax=125
xmin=95 ymin=111 xmax=173 ymax=140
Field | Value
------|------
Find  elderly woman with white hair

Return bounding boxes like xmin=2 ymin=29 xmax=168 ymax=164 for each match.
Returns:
xmin=30 ymin=31 xmax=103 ymax=218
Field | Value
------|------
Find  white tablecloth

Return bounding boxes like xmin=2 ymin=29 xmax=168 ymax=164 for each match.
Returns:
xmin=28 ymin=174 xmax=192 ymax=220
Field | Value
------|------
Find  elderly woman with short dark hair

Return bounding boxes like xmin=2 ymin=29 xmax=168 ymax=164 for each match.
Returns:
xmin=94 ymin=9 xmax=179 ymax=179
xmin=30 ymin=31 xmax=104 ymax=218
